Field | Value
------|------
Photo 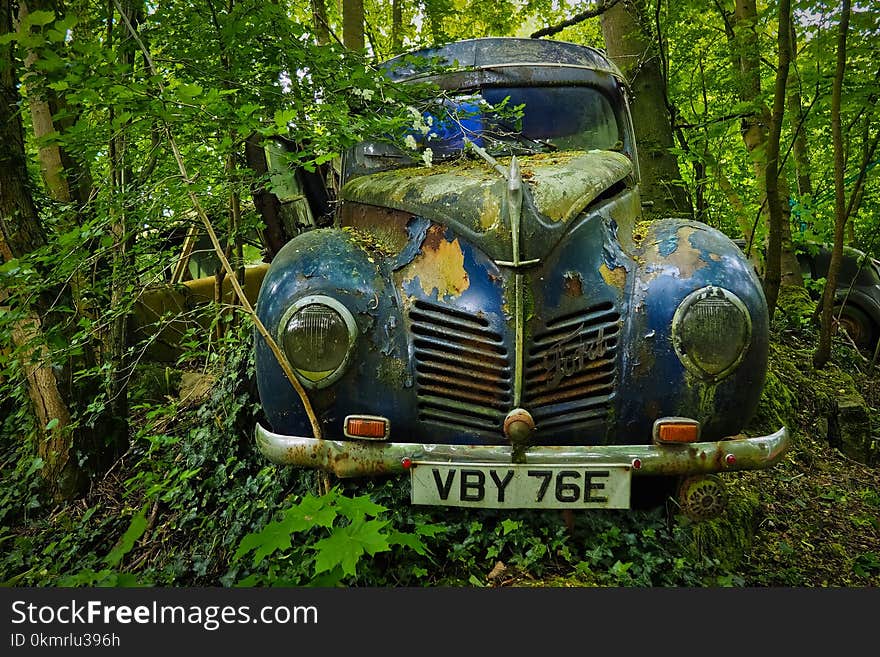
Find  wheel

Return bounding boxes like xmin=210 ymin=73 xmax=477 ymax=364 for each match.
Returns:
xmin=677 ymin=475 xmax=728 ymax=521
xmin=834 ymin=303 xmax=876 ymax=350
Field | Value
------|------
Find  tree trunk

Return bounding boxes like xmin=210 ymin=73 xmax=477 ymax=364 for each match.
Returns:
xmin=342 ymin=0 xmax=364 ymax=51
xmin=18 ymin=0 xmax=95 ymax=322
xmin=311 ymin=0 xmax=329 ymax=45
xmin=391 ymin=0 xmax=402 ymax=53
xmin=102 ymin=0 xmax=145 ymax=463
xmin=814 ymin=0 xmax=851 ymax=368
xmin=1 ymin=0 xmax=83 ymax=498
xmin=245 ymin=135 xmax=287 ymax=259
xmin=17 ymin=2 xmax=70 ymax=202
xmin=786 ymin=22 xmax=813 ymax=200
xmin=601 ymin=0 xmax=691 ymax=220
xmin=729 ymin=0 xmax=802 ymax=289
xmin=704 ymin=149 xmax=758 ymax=262
xmin=762 ymin=0 xmax=792 ymax=319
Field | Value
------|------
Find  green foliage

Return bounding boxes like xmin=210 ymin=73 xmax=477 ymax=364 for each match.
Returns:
xmin=230 ymin=488 xmax=434 ymax=585
xmin=853 ymin=552 xmax=880 ymax=577
xmin=58 ymin=506 xmax=150 ymax=587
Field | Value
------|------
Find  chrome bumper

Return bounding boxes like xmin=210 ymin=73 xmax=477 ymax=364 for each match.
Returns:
xmin=255 ymin=423 xmax=790 ymax=478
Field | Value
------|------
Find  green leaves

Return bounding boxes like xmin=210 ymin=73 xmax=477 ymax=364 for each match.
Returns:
xmin=313 ymin=518 xmax=392 ymax=576
xmin=234 ymin=518 xmax=303 ymax=566
xmin=233 ymin=493 xmax=336 ymax=565
xmin=272 ymin=108 xmax=298 ymax=131
xmin=232 ymin=488 xmax=428 ymax=584
xmin=176 ymin=83 xmax=204 ymax=100
xmin=26 ymin=10 xmax=56 ymax=27
xmin=104 ymin=505 xmax=149 ymax=568
xmin=56 ymin=506 xmax=150 ymax=587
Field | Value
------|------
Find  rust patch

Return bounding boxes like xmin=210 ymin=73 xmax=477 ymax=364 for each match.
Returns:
xmin=421 ymin=223 xmax=444 ymax=252
xmin=599 ymin=263 xmax=627 ymax=289
xmin=562 ymin=271 xmax=583 ymax=297
xmin=402 ymin=224 xmax=470 ymax=299
xmin=339 ymin=202 xmax=413 ymax=254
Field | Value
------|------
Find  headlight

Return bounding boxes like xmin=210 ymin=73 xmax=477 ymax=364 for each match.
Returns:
xmin=672 ymin=286 xmax=752 ymax=380
xmin=278 ymin=295 xmax=357 ymax=388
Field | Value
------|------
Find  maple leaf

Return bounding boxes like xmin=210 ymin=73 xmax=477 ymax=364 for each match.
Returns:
xmin=234 ymin=494 xmax=336 ymax=566
xmin=283 ymin=493 xmax=336 ymax=531
xmin=333 ymin=493 xmax=387 ymax=522
xmin=234 ymin=518 xmax=296 ymax=566
xmin=312 ymin=519 xmax=391 ymax=577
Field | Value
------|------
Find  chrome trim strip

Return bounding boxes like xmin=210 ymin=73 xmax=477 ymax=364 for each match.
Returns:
xmin=513 ymin=273 xmax=524 ymax=407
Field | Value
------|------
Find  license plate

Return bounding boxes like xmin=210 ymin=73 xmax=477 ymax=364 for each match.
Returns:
xmin=410 ymin=462 xmax=632 ymax=509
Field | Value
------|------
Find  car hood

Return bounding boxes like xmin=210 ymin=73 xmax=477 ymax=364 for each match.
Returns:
xmin=340 ymin=149 xmax=634 ymax=262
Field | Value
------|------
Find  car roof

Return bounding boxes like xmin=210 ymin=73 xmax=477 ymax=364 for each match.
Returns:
xmin=381 ymin=37 xmax=626 ymax=85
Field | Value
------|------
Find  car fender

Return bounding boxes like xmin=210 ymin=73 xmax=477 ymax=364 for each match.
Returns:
xmin=618 ymin=218 xmax=770 ymax=441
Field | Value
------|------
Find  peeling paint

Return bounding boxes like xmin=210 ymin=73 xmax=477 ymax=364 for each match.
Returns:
xmin=643 ymin=225 xmax=709 ymax=280
xmin=400 ymin=224 xmax=470 ymax=300
xmin=393 ymin=216 xmax=432 ymax=270
xmin=599 ymin=262 xmax=627 ymax=289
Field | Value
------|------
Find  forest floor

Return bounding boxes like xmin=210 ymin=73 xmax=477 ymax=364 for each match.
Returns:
xmin=691 ymin=298 xmax=880 ymax=587
xmin=493 ymin=430 xmax=880 ymax=587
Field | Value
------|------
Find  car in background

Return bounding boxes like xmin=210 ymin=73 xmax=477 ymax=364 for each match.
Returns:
xmin=735 ymin=238 xmax=880 ymax=352
xmin=798 ymin=243 xmax=880 ymax=352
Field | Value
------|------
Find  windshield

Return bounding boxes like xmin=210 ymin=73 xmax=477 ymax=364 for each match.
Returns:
xmin=420 ymin=85 xmax=622 ymax=158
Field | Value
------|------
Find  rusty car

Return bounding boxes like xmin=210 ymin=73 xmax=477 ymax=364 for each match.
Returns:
xmin=797 ymin=243 xmax=880 ymax=352
xmin=734 ymin=238 xmax=880 ymax=353
xmin=252 ymin=37 xmax=790 ymax=519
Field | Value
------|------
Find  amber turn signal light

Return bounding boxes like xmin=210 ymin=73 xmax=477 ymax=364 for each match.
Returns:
xmin=344 ymin=415 xmax=390 ymax=440
xmin=652 ymin=417 xmax=701 ymax=444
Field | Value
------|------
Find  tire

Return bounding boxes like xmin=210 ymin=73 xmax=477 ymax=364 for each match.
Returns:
xmin=834 ymin=303 xmax=877 ymax=351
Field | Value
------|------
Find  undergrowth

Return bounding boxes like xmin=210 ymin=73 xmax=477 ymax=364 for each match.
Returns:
xmin=1 ymin=288 xmax=877 ymax=587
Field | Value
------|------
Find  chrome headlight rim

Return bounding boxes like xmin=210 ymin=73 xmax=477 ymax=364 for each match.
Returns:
xmin=277 ymin=294 xmax=358 ymax=389
xmin=671 ymin=285 xmax=752 ymax=382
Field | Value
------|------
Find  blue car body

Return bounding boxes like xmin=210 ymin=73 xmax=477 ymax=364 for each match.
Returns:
xmin=253 ymin=38 xmax=789 ymax=514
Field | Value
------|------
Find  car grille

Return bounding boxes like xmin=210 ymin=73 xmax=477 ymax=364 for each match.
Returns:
xmin=410 ymin=300 xmax=512 ymax=435
xmin=524 ymin=301 xmax=620 ymax=435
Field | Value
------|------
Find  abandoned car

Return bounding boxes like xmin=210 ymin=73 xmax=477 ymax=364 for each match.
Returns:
xmin=252 ymin=37 xmax=790 ymax=517
xmin=798 ymin=243 xmax=880 ymax=352
xmin=734 ymin=238 xmax=880 ymax=352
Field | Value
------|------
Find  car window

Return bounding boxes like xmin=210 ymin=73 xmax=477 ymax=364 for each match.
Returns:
xmin=421 ymin=86 xmax=622 ymax=157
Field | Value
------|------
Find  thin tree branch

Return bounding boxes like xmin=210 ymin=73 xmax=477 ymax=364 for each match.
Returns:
xmin=530 ymin=0 xmax=620 ymax=39
xmin=676 ymin=112 xmax=752 ymax=130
